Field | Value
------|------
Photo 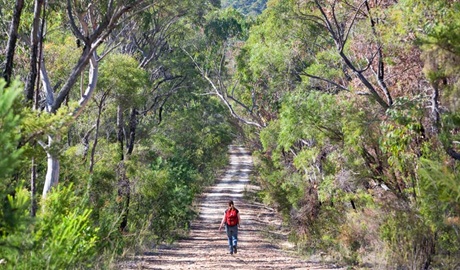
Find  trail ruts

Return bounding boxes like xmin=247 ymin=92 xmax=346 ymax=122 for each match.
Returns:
xmin=119 ymin=145 xmax=343 ymax=270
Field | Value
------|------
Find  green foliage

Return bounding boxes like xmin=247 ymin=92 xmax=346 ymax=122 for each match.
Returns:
xmin=0 ymin=1 xmax=240 ymax=268
xmin=0 ymin=80 xmax=30 ymax=269
xmin=279 ymin=91 xmax=344 ymax=149
xmin=6 ymin=0 xmax=460 ymax=268
xmin=380 ymin=211 xmax=435 ymax=269
xmin=394 ymin=0 xmax=460 ymax=53
xmin=43 ymin=36 xmax=81 ymax=82
xmin=245 ymin=0 xmax=460 ymax=268
xmin=99 ymin=53 xmax=149 ymax=107
xmin=1 ymin=184 xmax=99 ymax=269
xmin=0 ymin=80 xmax=100 ymax=268
xmin=120 ymin=96 xmax=234 ymax=244
xmin=0 ymin=187 xmax=33 ymax=269
xmin=380 ymin=97 xmax=424 ymax=180
xmin=238 ymin=0 xmax=297 ymax=79
xmin=0 ymin=80 xmax=23 ymax=182
xmin=30 ymin=184 xmax=99 ymax=269
xmin=416 ymin=157 xmax=460 ymax=267
xmin=204 ymin=8 xmax=247 ymax=43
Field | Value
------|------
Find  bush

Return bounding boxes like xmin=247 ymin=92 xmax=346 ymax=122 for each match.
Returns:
xmin=29 ymin=184 xmax=99 ymax=269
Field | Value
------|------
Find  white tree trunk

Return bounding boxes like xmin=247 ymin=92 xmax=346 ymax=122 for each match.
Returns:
xmin=38 ymin=0 xmax=146 ymax=197
xmin=41 ymin=53 xmax=98 ymax=197
xmin=42 ymin=136 xmax=60 ymax=197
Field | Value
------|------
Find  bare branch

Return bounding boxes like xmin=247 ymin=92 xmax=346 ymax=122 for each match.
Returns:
xmin=370 ymin=64 xmax=392 ymax=106
xmin=364 ymin=0 xmax=392 ymax=106
xmin=314 ymin=0 xmax=340 ymax=48
xmin=331 ymin=0 xmax=343 ymax=41
xmin=342 ymin=0 xmax=367 ymax=49
xmin=300 ymin=71 xmax=350 ymax=92
xmin=99 ymin=41 xmax=122 ymax=60
xmin=340 ymin=51 xmax=389 ymax=109
xmin=359 ymin=48 xmax=380 ymax=73
xmin=295 ymin=1 xmax=328 ymax=31
xmin=67 ymin=0 xmax=86 ymax=42
xmin=183 ymin=48 xmax=263 ymax=128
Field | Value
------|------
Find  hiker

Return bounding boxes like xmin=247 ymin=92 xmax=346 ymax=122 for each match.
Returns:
xmin=219 ymin=200 xmax=241 ymax=254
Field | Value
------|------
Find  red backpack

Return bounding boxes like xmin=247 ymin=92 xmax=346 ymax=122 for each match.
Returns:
xmin=225 ymin=208 xmax=239 ymax=226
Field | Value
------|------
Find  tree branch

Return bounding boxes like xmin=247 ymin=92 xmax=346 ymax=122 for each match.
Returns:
xmin=300 ymin=71 xmax=350 ymax=92
xmin=183 ymin=48 xmax=264 ymax=128
xmin=342 ymin=0 xmax=367 ymax=50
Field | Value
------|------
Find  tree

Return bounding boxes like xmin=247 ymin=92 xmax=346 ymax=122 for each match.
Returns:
xmin=39 ymin=0 xmax=149 ymax=197
xmin=2 ymin=0 xmax=24 ymax=86
xmin=184 ymin=8 xmax=265 ymax=128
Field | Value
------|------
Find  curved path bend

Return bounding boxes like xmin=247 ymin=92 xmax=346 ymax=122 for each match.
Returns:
xmin=121 ymin=145 xmax=343 ymax=270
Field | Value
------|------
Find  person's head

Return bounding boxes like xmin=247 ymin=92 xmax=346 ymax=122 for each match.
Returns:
xmin=228 ymin=200 xmax=234 ymax=209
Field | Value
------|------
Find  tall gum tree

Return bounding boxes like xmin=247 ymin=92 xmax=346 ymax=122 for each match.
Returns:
xmin=184 ymin=8 xmax=266 ymax=129
xmin=39 ymin=0 xmax=149 ymax=197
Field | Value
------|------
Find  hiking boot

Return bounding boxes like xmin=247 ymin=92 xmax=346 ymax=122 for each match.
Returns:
xmin=233 ymin=246 xmax=237 ymax=254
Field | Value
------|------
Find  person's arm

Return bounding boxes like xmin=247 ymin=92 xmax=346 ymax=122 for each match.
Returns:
xmin=219 ymin=212 xmax=226 ymax=231
xmin=237 ymin=212 xmax=241 ymax=228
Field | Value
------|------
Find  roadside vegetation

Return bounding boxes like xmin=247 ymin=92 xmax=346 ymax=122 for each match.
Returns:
xmin=1 ymin=0 xmax=460 ymax=269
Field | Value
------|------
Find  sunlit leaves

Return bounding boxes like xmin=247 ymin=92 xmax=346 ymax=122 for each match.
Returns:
xmin=278 ymin=90 xmax=344 ymax=151
xmin=34 ymin=184 xmax=99 ymax=268
xmin=43 ymin=36 xmax=81 ymax=84
xmin=98 ymin=53 xmax=149 ymax=107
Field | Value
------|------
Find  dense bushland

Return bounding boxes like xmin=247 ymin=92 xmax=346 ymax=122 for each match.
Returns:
xmin=231 ymin=0 xmax=460 ymax=268
xmin=0 ymin=1 xmax=235 ymax=268
xmin=1 ymin=0 xmax=460 ymax=269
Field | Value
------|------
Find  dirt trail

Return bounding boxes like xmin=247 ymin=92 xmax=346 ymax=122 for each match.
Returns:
xmin=121 ymin=145 xmax=343 ymax=270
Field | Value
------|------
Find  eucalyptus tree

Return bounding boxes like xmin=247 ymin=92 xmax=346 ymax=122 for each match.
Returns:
xmin=238 ymin=0 xmax=460 ymax=267
xmin=292 ymin=0 xmax=393 ymax=109
xmin=184 ymin=8 xmax=266 ymax=129
xmin=90 ymin=0 xmax=217 ymax=231
xmin=33 ymin=0 xmax=151 ymax=197
xmin=392 ymin=0 xmax=460 ymax=159
xmin=91 ymin=53 xmax=148 ymax=231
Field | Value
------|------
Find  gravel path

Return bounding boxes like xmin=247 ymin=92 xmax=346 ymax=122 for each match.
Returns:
xmin=120 ymin=145 xmax=343 ymax=270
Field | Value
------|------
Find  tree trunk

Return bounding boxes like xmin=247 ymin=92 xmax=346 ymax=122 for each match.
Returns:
xmin=25 ymin=0 xmax=44 ymax=102
xmin=127 ymin=108 xmax=137 ymax=155
xmin=2 ymin=0 xmax=24 ymax=85
xmin=89 ymin=93 xmax=107 ymax=173
xmin=117 ymin=163 xmax=130 ymax=232
xmin=116 ymin=105 xmax=130 ymax=231
xmin=41 ymin=53 xmax=98 ymax=197
xmin=3 ymin=0 xmax=24 ymax=86
xmin=42 ymin=136 xmax=60 ymax=197
xmin=117 ymin=105 xmax=124 ymax=161
xmin=364 ymin=0 xmax=392 ymax=107
xmin=38 ymin=0 xmax=144 ymax=196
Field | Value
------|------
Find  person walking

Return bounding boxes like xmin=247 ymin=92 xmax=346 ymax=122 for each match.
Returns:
xmin=219 ymin=200 xmax=241 ymax=255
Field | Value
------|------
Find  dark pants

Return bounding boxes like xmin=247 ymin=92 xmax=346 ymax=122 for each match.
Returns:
xmin=225 ymin=225 xmax=238 ymax=253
